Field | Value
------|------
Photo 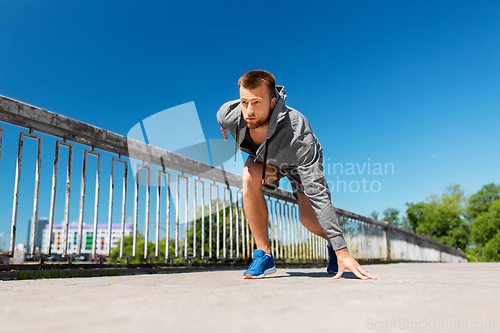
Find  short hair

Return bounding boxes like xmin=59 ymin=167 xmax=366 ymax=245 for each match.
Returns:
xmin=238 ymin=70 xmax=275 ymax=98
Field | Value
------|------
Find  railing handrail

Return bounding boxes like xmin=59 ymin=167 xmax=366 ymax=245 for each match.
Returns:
xmin=334 ymin=207 xmax=467 ymax=259
xmin=0 ymin=94 xmax=295 ymax=202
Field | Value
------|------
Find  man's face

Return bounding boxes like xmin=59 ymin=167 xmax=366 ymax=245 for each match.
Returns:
xmin=239 ymin=85 xmax=276 ymax=129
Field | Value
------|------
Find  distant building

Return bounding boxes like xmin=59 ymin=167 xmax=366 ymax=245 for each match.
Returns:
xmin=27 ymin=218 xmax=49 ymax=252
xmin=41 ymin=223 xmax=133 ymax=257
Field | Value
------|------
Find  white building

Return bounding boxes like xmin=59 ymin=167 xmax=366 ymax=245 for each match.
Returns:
xmin=41 ymin=223 xmax=133 ymax=256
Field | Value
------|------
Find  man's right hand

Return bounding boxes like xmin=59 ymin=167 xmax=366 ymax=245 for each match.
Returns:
xmin=333 ymin=247 xmax=377 ymax=280
xmin=220 ymin=127 xmax=229 ymax=142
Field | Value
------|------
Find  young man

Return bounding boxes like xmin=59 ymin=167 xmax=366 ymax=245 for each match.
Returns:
xmin=217 ymin=70 xmax=376 ymax=280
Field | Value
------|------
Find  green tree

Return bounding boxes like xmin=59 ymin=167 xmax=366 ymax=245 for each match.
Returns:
xmin=404 ymin=184 xmax=469 ymax=251
xmin=185 ymin=199 xmax=248 ymax=262
xmin=404 ymin=202 xmax=424 ymax=233
xmin=466 ymin=183 xmax=500 ymax=221
xmin=184 ymin=199 xmax=308 ymax=262
xmin=482 ymin=232 xmax=500 ymax=262
xmin=467 ymin=184 xmax=500 ymax=261
xmin=382 ymin=208 xmax=400 ymax=226
xmin=471 ymin=200 xmax=500 ymax=247
xmin=108 ymin=199 xmax=250 ymax=264
xmin=370 ymin=211 xmax=379 ymax=220
xmin=108 ymin=233 xmax=175 ymax=263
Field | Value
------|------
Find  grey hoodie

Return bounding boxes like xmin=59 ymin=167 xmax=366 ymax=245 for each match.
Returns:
xmin=216 ymin=86 xmax=347 ymax=250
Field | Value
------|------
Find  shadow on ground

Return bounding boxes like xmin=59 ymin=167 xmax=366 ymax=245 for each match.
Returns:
xmin=285 ymin=271 xmax=360 ymax=279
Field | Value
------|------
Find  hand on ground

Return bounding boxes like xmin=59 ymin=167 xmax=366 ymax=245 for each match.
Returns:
xmin=333 ymin=247 xmax=377 ymax=280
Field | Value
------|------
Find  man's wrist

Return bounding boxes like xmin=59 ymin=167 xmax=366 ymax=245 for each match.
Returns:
xmin=334 ymin=247 xmax=350 ymax=259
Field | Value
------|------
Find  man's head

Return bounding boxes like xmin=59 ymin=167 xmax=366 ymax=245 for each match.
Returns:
xmin=238 ymin=70 xmax=277 ymax=129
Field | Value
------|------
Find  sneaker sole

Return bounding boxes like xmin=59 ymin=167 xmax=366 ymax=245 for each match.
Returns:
xmin=244 ymin=267 xmax=277 ymax=279
xmin=328 ymin=270 xmax=337 ymax=274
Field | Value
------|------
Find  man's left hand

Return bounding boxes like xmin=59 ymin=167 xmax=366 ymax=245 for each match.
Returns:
xmin=333 ymin=247 xmax=377 ymax=280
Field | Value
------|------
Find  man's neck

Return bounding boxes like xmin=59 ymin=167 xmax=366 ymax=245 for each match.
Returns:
xmin=248 ymin=124 xmax=268 ymax=147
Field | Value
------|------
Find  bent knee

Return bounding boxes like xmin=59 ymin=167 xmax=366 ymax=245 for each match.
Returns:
xmin=242 ymin=161 xmax=263 ymax=189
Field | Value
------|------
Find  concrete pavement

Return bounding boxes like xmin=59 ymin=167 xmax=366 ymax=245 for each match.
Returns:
xmin=1 ymin=263 xmax=499 ymax=333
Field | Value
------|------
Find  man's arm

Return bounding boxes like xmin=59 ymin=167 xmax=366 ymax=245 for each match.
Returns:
xmin=295 ymin=134 xmax=346 ymax=250
xmin=216 ymin=100 xmax=240 ymax=140
xmin=295 ymin=134 xmax=376 ymax=280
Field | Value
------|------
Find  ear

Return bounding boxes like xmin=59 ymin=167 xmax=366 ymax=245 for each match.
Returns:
xmin=271 ymin=97 xmax=276 ymax=108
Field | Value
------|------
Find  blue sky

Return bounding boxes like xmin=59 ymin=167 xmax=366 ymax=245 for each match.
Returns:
xmin=1 ymin=1 xmax=499 ymax=247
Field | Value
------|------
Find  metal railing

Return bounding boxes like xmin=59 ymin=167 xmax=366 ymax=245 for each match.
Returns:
xmin=0 ymin=94 xmax=467 ymax=266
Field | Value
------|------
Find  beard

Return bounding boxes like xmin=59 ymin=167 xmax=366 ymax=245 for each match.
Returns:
xmin=244 ymin=109 xmax=272 ymax=129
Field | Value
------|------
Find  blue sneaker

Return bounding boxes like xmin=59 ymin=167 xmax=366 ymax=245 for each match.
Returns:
xmin=327 ymin=245 xmax=339 ymax=274
xmin=243 ymin=249 xmax=276 ymax=279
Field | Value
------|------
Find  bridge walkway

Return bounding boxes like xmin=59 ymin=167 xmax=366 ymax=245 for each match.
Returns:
xmin=1 ymin=263 xmax=499 ymax=333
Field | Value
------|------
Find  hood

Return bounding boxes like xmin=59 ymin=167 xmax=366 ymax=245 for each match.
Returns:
xmin=266 ymin=85 xmax=288 ymax=139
